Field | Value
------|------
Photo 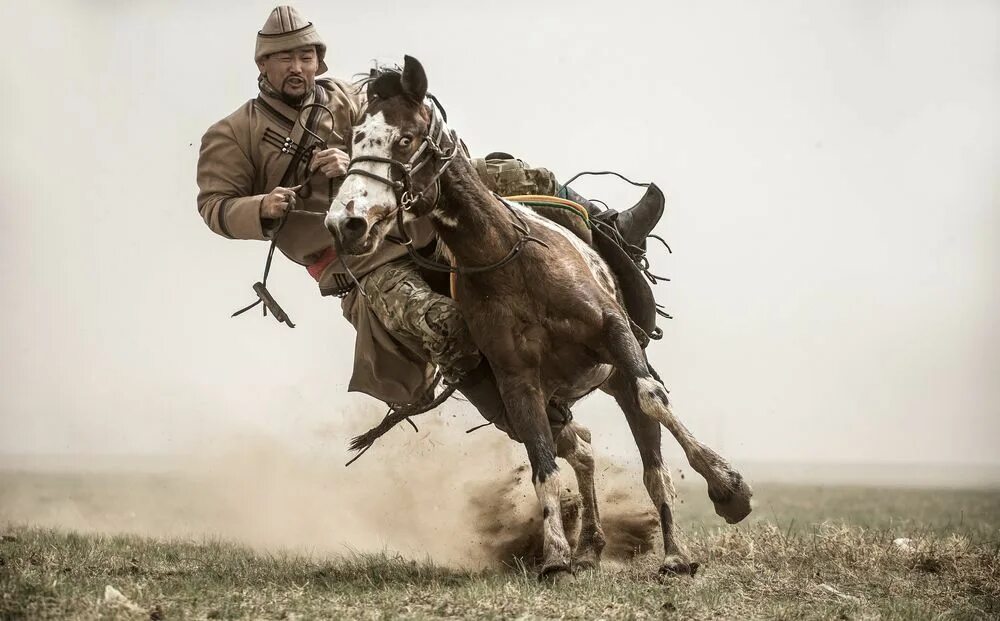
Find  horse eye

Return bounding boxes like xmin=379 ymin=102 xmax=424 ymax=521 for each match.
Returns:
xmin=398 ymin=136 xmax=413 ymax=148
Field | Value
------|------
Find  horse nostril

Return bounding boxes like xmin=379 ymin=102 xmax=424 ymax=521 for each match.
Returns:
xmin=342 ymin=216 xmax=368 ymax=240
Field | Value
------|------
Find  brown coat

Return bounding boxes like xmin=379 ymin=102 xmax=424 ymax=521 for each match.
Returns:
xmin=196 ymin=78 xmax=437 ymax=403
xmin=196 ymin=77 xmax=435 ymax=271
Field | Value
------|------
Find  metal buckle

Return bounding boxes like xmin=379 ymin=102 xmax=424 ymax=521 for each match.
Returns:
xmin=400 ymin=191 xmax=420 ymax=211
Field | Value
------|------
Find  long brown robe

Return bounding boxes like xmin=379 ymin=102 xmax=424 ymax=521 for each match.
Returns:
xmin=196 ymin=78 xmax=437 ymax=403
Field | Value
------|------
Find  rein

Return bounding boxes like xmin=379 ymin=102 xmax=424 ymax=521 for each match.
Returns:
xmin=231 ymin=102 xmax=339 ymax=328
xmin=390 ymin=194 xmax=549 ymax=274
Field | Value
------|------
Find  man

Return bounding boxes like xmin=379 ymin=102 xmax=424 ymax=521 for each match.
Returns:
xmin=197 ymin=6 xmax=662 ymax=433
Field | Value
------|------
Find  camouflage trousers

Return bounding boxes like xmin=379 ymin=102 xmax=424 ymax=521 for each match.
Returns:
xmin=472 ymin=156 xmax=559 ymax=197
xmin=361 ymin=258 xmax=480 ymax=383
xmin=360 ymin=157 xmax=559 ymax=382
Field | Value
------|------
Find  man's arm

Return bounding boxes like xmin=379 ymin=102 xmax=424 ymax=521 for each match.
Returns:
xmin=307 ymin=78 xmax=366 ymax=180
xmin=196 ymin=119 xmax=273 ymax=240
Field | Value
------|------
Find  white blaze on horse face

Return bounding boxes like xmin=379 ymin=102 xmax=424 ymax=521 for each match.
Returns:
xmin=325 ymin=111 xmax=399 ymax=233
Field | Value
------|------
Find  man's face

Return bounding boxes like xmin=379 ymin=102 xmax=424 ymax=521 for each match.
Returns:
xmin=257 ymin=45 xmax=319 ymax=104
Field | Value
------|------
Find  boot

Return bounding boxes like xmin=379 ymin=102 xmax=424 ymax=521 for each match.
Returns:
xmin=560 ymin=183 xmax=665 ymax=250
xmin=453 ymin=361 xmax=573 ymax=443
xmin=559 ymin=183 xmax=665 ymax=343
xmin=453 ymin=361 xmax=519 ymax=441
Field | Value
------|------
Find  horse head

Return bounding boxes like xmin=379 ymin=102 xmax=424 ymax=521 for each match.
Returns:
xmin=325 ymin=55 xmax=449 ymax=256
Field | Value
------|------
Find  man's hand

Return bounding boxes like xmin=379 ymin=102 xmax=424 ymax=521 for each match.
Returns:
xmin=310 ymin=147 xmax=349 ymax=179
xmin=260 ymin=186 xmax=300 ymax=219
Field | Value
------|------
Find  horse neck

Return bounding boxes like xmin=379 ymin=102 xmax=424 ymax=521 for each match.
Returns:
xmin=434 ymin=149 xmax=520 ymax=265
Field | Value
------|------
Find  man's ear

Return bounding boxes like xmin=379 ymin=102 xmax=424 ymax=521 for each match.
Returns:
xmin=401 ymin=55 xmax=428 ymax=102
xmin=256 ymin=57 xmax=267 ymax=75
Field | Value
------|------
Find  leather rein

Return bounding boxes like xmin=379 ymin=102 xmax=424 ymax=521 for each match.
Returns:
xmin=231 ymin=102 xmax=342 ymax=327
xmin=343 ymin=100 xmax=547 ymax=275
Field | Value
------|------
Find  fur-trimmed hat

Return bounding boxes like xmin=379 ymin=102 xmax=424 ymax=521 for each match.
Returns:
xmin=255 ymin=6 xmax=328 ymax=75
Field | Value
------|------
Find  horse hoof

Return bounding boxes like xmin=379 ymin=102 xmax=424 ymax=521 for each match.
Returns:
xmin=659 ymin=556 xmax=699 ymax=577
xmin=573 ymin=553 xmax=601 ymax=572
xmin=710 ymin=471 xmax=753 ymax=524
xmin=539 ymin=565 xmax=576 ymax=585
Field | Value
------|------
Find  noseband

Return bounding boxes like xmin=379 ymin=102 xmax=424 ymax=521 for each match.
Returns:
xmin=343 ymin=100 xmax=460 ymax=212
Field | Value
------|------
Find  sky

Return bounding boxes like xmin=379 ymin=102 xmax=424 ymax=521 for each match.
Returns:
xmin=0 ymin=0 xmax=997 ymax=467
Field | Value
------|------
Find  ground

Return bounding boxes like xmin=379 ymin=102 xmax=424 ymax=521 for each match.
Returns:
xmin=2 ymin=478 xmax=998 ymax=620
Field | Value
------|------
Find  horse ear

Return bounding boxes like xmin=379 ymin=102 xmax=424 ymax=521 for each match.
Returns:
xmin=401 ymin=55 xmax=428 ymax=102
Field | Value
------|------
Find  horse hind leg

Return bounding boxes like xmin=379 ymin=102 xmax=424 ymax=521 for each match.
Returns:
xmin=555 ymin=420 xmax=606 ymax=571
xmin=635 ymin=374 xmax=752 ymax=523
xmin=603 ymin=314 xmax=753 ymax=524
xmin=605 ymin=370 xmax=697 ymax=575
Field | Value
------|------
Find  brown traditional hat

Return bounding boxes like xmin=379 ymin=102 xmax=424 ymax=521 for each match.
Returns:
xmin=255 ymin=5 xmax=328 ymax=75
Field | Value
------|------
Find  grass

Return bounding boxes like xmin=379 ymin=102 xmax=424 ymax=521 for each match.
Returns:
xmin=2 ymin=483 xmax=999 ymax=619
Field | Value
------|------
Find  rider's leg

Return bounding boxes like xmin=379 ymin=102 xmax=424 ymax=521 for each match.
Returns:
xmin=360 ymin=257 xmax=481 ymax=383
xmin=359 ymin=258 xmax=518 ymax=438
xmin=472 ymin=156 xmax=665 ymax=248
xmin=359 ymin=258 xmax=570 ymax=440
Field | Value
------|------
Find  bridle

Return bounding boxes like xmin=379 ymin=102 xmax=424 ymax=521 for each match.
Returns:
xmin=342 ymin=98 xmax=460 ymax=213
xmin=341 ymin=97 xmax=547 ymax=275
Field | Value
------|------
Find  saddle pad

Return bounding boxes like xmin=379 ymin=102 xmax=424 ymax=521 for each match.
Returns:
xmin=505 ymin=195 xmax=590 ymax=224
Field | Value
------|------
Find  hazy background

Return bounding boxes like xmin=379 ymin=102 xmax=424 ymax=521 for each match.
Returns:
xmin=1 ymin=0 xmax=997 ymax=472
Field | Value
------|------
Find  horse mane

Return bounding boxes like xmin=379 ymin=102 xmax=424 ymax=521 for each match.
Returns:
xmin=351 ymin=64 xmax=405 ymax=101
xmin=352 ymin=63 xmax=448 ymax=121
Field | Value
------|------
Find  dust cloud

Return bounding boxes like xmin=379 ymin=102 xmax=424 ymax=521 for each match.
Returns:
xmin=0 ymin=410 xmax=658 ymax=567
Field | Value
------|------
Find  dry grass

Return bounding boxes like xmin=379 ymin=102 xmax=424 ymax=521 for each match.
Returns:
xmin=2 ymin=482 xmax=998 ymax=620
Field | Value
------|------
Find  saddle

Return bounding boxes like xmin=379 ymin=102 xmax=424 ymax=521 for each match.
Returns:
xmin=508 ymin=184 xmax=667 ymax=346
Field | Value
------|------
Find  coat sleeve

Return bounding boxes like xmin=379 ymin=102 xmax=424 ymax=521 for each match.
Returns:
xmin=324 ymin=78 xmax=368 ymax=133
xmin=196 ymin=118 xmax=270 ymax=240
xmin=350 ymin=82 xmax=368 ymax=124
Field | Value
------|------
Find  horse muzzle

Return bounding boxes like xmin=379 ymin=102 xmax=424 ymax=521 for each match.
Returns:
xmin=325 ymin=220 xmax=366 ymax=256
xmin=325 ymin=199 xmax=391 ymax=256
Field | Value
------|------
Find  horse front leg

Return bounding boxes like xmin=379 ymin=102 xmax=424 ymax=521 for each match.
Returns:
xmin=499 ymin=375 xmax=574 ymax=581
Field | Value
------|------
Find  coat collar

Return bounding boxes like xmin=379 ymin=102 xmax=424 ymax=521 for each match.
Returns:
xmin=257 ymin=82 xmax=317 ymax=127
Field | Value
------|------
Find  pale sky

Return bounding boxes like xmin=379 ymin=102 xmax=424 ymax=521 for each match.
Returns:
xmin=1 ymin=0 xmax=997 ymax=466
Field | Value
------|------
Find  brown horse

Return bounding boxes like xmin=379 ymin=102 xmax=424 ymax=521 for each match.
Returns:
xmin=325 ymin=56 xmax=752 ymax=580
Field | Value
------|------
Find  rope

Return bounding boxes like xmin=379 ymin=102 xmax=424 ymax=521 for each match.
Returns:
xmin=465 ymin=421 xmax=494 ymax=434
xmin=562 ymin=170 xmax=676 ymax=328
xmin=345 ymin=374 xmax=458 ymax=466
xmin=562 ymin=170 xmax=650 ymax=190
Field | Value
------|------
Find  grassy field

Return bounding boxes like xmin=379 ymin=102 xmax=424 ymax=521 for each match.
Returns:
xmin=2 ymin=474 xmax=999 ymax=620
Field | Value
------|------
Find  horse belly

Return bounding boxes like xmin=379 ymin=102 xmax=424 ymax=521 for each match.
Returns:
xmin=541 ymin=337 xmax=613 ymax=400
xmin=550 ymin=363 xmax=614 ymax=401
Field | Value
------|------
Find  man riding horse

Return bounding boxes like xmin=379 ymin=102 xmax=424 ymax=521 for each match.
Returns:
xmin=196 ymin=5 xmax=664 ymax=440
